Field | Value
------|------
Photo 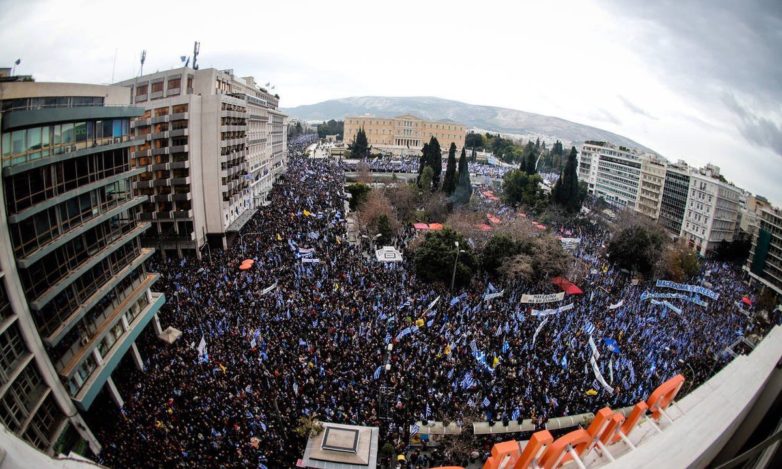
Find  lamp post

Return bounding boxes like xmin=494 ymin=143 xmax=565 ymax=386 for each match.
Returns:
xmin=450 ymin=241 xmax=465 ymax=292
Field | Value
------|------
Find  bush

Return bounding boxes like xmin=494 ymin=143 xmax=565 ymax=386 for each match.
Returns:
xmin=607 ymin=223 xmax=666 ymax=275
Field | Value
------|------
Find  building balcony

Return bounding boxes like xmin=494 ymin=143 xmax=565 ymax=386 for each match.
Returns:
xmin=44 ymin=248 xmax=155 ymax=347
xmin=15 ymin=196 xmax=148 ymax=269
xmin=172 ymin=192 xmax=191 ymax=201
xmin=138 ymin=212 xmax=157 ymax=220
xmin=151 ymin=147 xmax=170 ymax=156
xmin=169 ymin=128 xmax=188 ymax=138
xmin=169 ymin=144 xmax=188 ymax=154
xmin=166 ymin=88 xmax=180 ymax=97
xmin=149 ymin=131 xmax=170 ymax=140
xmin=151 ymin=115 xmax=170 ymax=124
xmin=153 ymin=179 xmax=171 ymax=187
xmin=70 ymin=290 xmax=165 ymax=411
xmin=132 ymin=180 xmax=155 ymax=190
xmin=28 ymin=222 xmax=151 ymax=311
xmin=7 ymin=168 xmax=145 ymax=224
xmin=221 ymin=110 xmax=246 ymax=119
xmin=149 ymin=194 xmax=172 ymax=203
xmin=170 ymin=160 xmax=190 ymax=170
xmin=131 ymin=148 xmax=152 ymax=158
xmin=135 ymin=94 xmax=148 ymax=102
xmin=170 ymin=112 xmax=188 ymax=121
xmin=150 ymin=162 xmax=170 ymax=172
xmin=220 ymin=125 xmax=247 ymax=132
xmin=170 ymin=176 xmax=190 ymax=185
xmin=172 ymin=209 xmax=193 ymax=219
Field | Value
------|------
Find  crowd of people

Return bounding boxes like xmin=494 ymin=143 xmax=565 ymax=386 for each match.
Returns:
xmin=341 ymin=155 xmax=516 ymax=180
xmin=92 ymin=135 xmax=778 ymax=468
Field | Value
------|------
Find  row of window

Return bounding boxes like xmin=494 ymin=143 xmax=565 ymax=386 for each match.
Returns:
xmin=1 ymin=96 xmax=104 ymax=112
xmin=1 ymin=119 xmax=130 ymax=167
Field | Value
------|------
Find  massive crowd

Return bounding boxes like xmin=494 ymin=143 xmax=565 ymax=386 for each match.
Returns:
xmin=341 ymin=156 xmax=516 ymax=180
xmin=92 ymin=135 xmax=778 ymax=468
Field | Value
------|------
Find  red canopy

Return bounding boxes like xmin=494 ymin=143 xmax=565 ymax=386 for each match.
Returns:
xmin=487 ymin=214 xmax=501 ymax=225
xmin=239 ymin=263 xmax=252 ymax=271
xmin=551 ymin=277 xmax=584 ymax=295
xmin=534 ymin=223 xmax=547 ymax=230
xmin=428 ymin=223 xmax=444 ymax=231
xmin=741 ymin=296 xmax=752 ymax=306
xmin=413 ymin=223 xmax=429 ymax=230
xmin=476 ymin=224 xmax=493 ymax=232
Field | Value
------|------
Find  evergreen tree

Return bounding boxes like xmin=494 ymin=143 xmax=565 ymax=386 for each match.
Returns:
xmin=552 ymin=146 xmax=583 ymax=212
xmin=349 ymin=127 xmax=370 ymax=159
xmin=417 ymin=143 xmax=429 ymax=186
xmin=442 ymin=143 xmax=458 ymax=195
xmin=453 ymin=147 xmax=473 ymax=205
xmin=520 ymin=141 xmax=537 ymax=174
xmin=535 ymin=137 xmax=540 ymax=149
xmin=428 ymin=137 xmax=442 ymax=189
xmin=470 ymin=147 xmax=477 ymax=163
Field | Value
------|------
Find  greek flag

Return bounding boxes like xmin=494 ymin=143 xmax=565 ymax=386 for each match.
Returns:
xmin=584 ymin=322 xmax=596 ymax=335
xmin=482 ymin=397 xmax=491 ymax=408
xmin=425 ymin=403 xmax=432 ymax=418
xmin=511 ymin=408 xmax=521 ymax=421
xmin=373 ymin=365 xmax=383 ymax=380
xmin=410 ymin=424 xmax=420 ymax=435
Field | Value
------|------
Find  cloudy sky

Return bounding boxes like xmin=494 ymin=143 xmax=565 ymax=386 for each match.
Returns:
xmin=2 ymin=0 xmax=780 ymax=203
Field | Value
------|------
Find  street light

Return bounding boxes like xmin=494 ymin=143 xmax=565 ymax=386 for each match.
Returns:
xmin=450 ymin=241 xmax=466 ymax=292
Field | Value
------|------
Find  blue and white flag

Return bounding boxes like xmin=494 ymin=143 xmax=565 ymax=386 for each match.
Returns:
xmin=410 ymin=424 xmax=420 ymax=435
xmin=373 ymin=365 xmax=383 ymax=380
xmin=584 ymin=322 xmax=596 ymax=335
xmin=603 ymin=338 xmax=621 ymax=354
xmin=482 ymin=397 xmax=491 ymax=408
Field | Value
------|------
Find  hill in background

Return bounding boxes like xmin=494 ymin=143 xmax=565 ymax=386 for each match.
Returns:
xmin=282 ymin=96 xmax=653 ymax=152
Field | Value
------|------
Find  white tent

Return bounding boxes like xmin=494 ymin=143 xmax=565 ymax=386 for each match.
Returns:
xmin=375 ymin=246 xmax=403 ymax=263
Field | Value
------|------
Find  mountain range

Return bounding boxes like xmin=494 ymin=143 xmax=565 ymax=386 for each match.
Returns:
xmin=282 ymin=96 xmax=653 ymax=152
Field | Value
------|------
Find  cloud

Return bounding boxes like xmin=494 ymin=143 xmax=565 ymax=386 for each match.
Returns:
xmin=588 ymin=109 xmax=621 ymax=126
xmin=617 ymin=95 xmax=657 ymax=119
xmin=723 ymin=93 xmax=782 ymax=157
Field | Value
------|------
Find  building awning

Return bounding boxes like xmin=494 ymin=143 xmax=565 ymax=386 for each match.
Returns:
xmin=226 ymin=209 xmax=258 ymax=232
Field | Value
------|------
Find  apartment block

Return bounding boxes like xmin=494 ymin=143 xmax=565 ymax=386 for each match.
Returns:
xmin=115 ymin=68 xmax=287 ymax=255
xmin=0 ymin=81 xmax=166 ymax=454
xmin=680 ymin=165 xmax=742 ymax=256
xmin=635 ymin=155 xmax=667 ymax=220
xmin=578 ymin=141 xmax=643 ymax=208
xmin=746 ymin=207 xmax=782 ymax=295
xmin=343 ymin=114 xmax=466 ymax=156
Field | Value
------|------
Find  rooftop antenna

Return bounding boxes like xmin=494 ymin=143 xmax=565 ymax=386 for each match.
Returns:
xmin=139 ymin=50 xmax=146 ymax=77
xmin=192 ymin=41 xmax=200 ymax=70
xmin=11 ymin=58 xmax=20 ymax=75
xmin=111 ymin=49 xmax=118 ymax=82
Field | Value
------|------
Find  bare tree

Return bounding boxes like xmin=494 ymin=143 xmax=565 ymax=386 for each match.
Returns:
xmin=357 ymin=160 xmax=372 ymax=185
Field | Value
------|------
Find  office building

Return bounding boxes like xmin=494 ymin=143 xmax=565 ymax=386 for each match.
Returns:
xmin=578 ymin=141 xmax=643 ymax=208
xmin=343 ymin=114 xmax=466 ymax=155
xmin=680 ymin=164 xmax=742 ymax=256
xmin=0 ymin=81 xmax=166 ymax=454
xmin=116 ymin=68 xmax=287 ymax=255
xmin=746 ymin=207 xmax=782 ymax=295
xmin=658 ymin=162 xmax=692 ymax=236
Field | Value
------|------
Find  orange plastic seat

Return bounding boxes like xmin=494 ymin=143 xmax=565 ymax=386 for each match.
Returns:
xmin=483 ymin=440 xmax=521 ymax=469
xmin=514 ymin=430 xmax=554 ymax=469
xmin=539 ymin=428 xmax=591 ymax=469
xmin=647 ymin=374 xmax=684 ymax=421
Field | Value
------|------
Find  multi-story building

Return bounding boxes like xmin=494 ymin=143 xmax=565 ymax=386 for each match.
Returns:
xmin=578 ymin=141 xmax=643 ymax=208
xmin=116 ymin=68 xmax=287 ymax=255
xmin=680 ymin=164 xmax=742 ymax=256
xmin=0 ymin=81 xmax=166 ymax=455
xmin=658 ymin=161 xmax=692 ymax=237
xmin=634 ymin=155 xmax=667 ymax=220
xmin=746 ymin=207 xmax=782 ymax=295
xmin=343 ymin=114 xmax=466 ymax=155
xmin=738 ymin=194 xmax=771 ymax=239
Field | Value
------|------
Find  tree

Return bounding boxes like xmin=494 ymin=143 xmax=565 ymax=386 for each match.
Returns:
xmin=481 ymin=234 xmax=521 ymax=273
xmin=349 ymin=127 xmax=370 ymax=159
xmin=413 ymin=228 xmax=477 ymax=288
xmin=470 ymin=147 xmax=477 ymax=163
xmin=465 ymin=132 xmax=484 ymax=149
xmin=552 ymin=146 xmax=584 ymax=212
xmin=453 ymin=147 xmax=473 ymax=205
xmin=501 ymin=169 xmax=543 ymax=208
xmin=658 ymin=241 xmax=701 ymax=281
xmin=442 ymin=143 xmax=458 ymax=195
xmin=384 ymin=184 xmax=418 ymax=224
xmin=317 ymin=119 xmax=344 ymax=139
xmin=357 ymin=191 xmax=399 ymax=241
xmin=356 ymin=160 xmax=372 ymax=184
xmin=607 ymin=223 xmax=666 ymax=275
xmin=346 ymin=183 xmax=370 ymax=211
xmin=520 ymin=141 xmax=538 ymax=174
xmin=376 ymin=214 xmax=394 ymax=246
xmin=419 ymin=166 xmax=434 ymax=194
xmin=428 ymin=137 xmax=443 ymax=189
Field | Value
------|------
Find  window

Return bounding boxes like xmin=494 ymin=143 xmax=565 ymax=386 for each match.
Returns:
xmin=136 ymin=84 xmax=148 ymax=96
xmin=151 ymin=81 xmax=164 ymax=93
xmin=167 ymin=78 xmax=181 ymax=89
